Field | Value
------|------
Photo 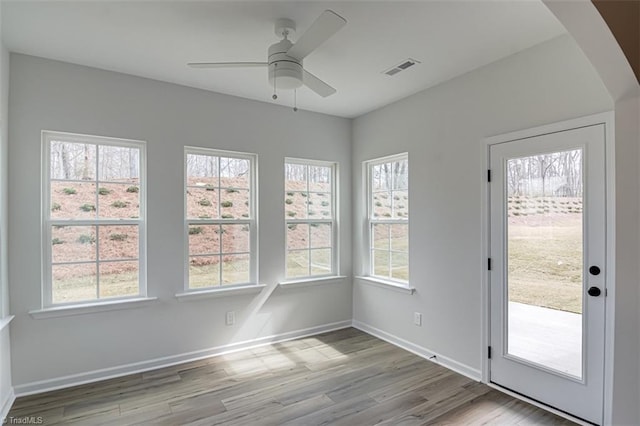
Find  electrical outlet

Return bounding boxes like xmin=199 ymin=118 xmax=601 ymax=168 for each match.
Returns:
xmin=414 ymin=312 xmax=422 ymax=326
xmin=225 ymin=311 xmax=235 ymax=326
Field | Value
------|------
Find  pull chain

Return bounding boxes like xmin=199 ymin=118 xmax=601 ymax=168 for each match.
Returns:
xmin=293 ymin=89 xmax=298 ymax=112
xmin=272 ymin=63 xmax=278 ymax=100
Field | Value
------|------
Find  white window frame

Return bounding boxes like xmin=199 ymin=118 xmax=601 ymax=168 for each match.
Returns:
xmin=42 ymin=131 xmax=147 ymax=308
xmin=284 ymin=158 xmax=339 ymax=280
xmin=364 ymin=153 xmax=409 ymax=286
xmin=183 ymin=147 xmax=258 ymax=291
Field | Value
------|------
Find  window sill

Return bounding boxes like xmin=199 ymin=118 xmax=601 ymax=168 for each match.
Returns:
xmin=0 ymin=315 xmax=14 ymax=332
xmin=176 ymin=284 xmax=266 ymax=301
xmin=279 ymin=275 xmax=348 ymax=289
xmin=29 ymin=297 xmax=158 ymax=319
xmin=355 ymin=276 xmax=415 ymax=294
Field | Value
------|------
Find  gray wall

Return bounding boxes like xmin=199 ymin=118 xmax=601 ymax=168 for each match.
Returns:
xmin=0 ymin=0 xmax=14 ymax=415
xmin=8 ymin=53 xmax=352 ymax=388
xmin=352 ymin=35 xmax=613 ymax=379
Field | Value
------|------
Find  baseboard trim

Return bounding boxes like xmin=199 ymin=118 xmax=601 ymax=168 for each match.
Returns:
xmin=14 ymin=320 xmax=352 ymax=397
xmin=352 ymin=320 xmax=482 ymax=381
xmin=0 ymin=388 xmax=15 ymax=421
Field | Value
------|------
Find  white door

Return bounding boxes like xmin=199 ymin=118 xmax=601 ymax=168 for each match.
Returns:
xmin=489 ymin=124 xmax=606 ymax=424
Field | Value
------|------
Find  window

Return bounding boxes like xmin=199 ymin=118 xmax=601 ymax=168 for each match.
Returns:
xmin=285 ymin=159 xmax=337 ymax=279
xmin=43 ymin=131 xmax=146 ymax=306
xmin=366 ymin=154 xmax=409 ymax=283
xmin=185 ymin=148 xmax=256 ymax=290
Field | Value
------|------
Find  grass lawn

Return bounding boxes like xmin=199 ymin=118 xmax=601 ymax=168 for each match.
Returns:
xmin=508 ymin=215 xmax=583 ymax=314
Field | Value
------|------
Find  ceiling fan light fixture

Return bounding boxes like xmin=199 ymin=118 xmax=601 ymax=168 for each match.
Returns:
xmin=268 ymin=39 xmax=304 ymax=90
xmin=188 ymin=10 xmax=346 ymax=98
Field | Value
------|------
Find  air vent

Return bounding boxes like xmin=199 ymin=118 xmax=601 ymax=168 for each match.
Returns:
xmin=383 ymin=58 xmax=421 ymax=76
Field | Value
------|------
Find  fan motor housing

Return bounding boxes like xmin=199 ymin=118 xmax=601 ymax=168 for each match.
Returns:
xmin=268 ymin=39 xmax=303 ymax=90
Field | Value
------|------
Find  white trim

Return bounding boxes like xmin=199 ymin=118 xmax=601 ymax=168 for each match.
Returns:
xmin=13 ymin=320 xmax=352 ymax=397
xmin=0 ymin=388 xmax=15 ymax=423
xmin=284 ymin=158 xmax=339 ymax=280
xmin=29 ymin=297 xmax=157 ymax=319
xmin=41 ymin=130 xmax=148 ymax=308
xmin=0 ymin=315 xmax=13 ymax=332
xmin=484 ymin=112 xmax=614 ymax=145
xmin=183 ymin=147 xmax=258 ymax=291
xmin=279 ymin=275 xmax=347 ymax=288
xmin=481 ymin=111 xmax=616 ymax=425
xmin=487 ymin=383 xmax=591 ymax=426
xmin=352 ymin=320 xmax=481 ymax=381
xmin=354 ymin=276 xmax=415 ymax=294
xmin=175 ymin=284 xmax=266 ymax=301
xmin=602 ymin=111 xmax=616 ymax=426
xmin=363 ymin=153 xmax=410 ymax=283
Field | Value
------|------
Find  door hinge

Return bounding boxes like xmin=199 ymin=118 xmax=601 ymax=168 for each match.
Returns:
xmin=487 ymin=169 xmax=492 ymax=182
xmin=488 ymin=258 xmax=492 ymax=271
xmin=488 ymin=346 xmax=492 ymax=359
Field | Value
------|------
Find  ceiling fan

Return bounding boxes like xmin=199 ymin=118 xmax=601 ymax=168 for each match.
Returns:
xmin=188 ymin=10 xmax=347 ymax=100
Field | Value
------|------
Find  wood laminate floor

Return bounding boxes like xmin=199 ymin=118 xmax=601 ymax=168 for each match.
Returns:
xmin=8 ymin=328 xmax=576 ymax=425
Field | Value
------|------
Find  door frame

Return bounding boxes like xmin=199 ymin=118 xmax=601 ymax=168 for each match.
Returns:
xmin=480 ymin=111 xmax=615 ymax=425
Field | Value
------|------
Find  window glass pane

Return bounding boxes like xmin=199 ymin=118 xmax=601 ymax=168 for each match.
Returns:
xmin=221 ymin=224 xmax=250 ymax=254
xmin=50 ymin=181 xmax=97 ymax=220
xmin=187 ymin=188 xmax=218 ymax=219
xmin=222 ymin=254 xmax=250 ymax=284
xmin=189 ymin=225 xmax=221 ymax=255
xmin=285 ymin=192 xmax=308 ymax=219
xmin=310 ymin=192 xmax=331 ymax=218
xmin=52 ymin=225 xmax=96 ymax=263
xmin=220 ymin=189 xmax=249 ymax=219
xmin=311 ymin=249 xmax=332 ymax=275
xmin=309 ymin=166 xmax=331 ymax=192
xmin=50 ymin=141 xmax=96 ymax=181
xmin=392 ymin=159 xmax=409 ymax=190
xmin=287 ymin=250 xmax=310 ymax=278
xmin=189 ymin=256 xmax=220 ymax=288
xmin=287 ymin=224 xmax=309 ymax=250
xmin=98 ymin=145 xmax=139 ymax=183
xmin=392 ymin=190 xmax=409 ymax=219
xmin=220 ymin=157 xmax=250 ymax=189
xmin=98 ymin=183 xmax=140 ymax=219
xmin=98 ymin=225 xmax=138 ymax=260
xmin=372 ymin=191 xmax=392 ymax=218
xmin=99 ymin=261 xmax=139 ymax=298
xmin=310 ymin=223 xmax=331 ymax=249
xmin=372 ymin=163 xmax=392 ymax=191
xmin=372 ymin=249 xmax=390 ymax=278
xmin=285 ymin=163 xmax=307 ymax=192
xmin=187 ymin=154 xmax=219 ymax=185
xmin=391 ymin=252 xmax=409 ymax=281
xmin=390 ymin=224 xmax=408 ymax=251
xmin=52 ymin=263 xmax=97 ymax=304
xmin=372 ymin=224 xmax=390 ymax=250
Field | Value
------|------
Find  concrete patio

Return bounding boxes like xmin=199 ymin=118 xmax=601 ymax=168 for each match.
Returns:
xmin=508 ymin=301 xmax=582 ymax=378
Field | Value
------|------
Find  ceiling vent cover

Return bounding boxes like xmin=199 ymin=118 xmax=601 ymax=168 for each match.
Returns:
xmin=383 ymin=58 xmax=421 ymax=76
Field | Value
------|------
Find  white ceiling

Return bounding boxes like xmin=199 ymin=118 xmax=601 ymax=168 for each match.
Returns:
xmin=2 ymin=1 xmax=567 ymax=118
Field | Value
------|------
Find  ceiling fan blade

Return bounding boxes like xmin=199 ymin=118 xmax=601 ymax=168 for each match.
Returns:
xmin=286 ymin=10 xmax=346 ymax=61
xmin=303 ymin=69 xmax=336 ymax=97
xmin=188 ymin=62 xmax=268 ymax=69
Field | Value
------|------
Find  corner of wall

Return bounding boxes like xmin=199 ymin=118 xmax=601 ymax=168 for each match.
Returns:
xmin=0 ymin=1 xmax=16 ymax=418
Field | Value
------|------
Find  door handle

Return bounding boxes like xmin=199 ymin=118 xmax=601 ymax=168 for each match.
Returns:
xmin=587 ymin=287 xmax=601 ymax=297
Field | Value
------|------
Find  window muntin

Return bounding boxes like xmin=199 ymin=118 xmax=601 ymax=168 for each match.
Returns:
xmin=43 ymin=132 xmax=146 ymax=306
xmin=185 ymin=148 xmax=256 ymax=290
xmin=285 ymin=159 xmax=337 ymax=279
xmin=367 ymin=154 xmax=409 ymax=283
